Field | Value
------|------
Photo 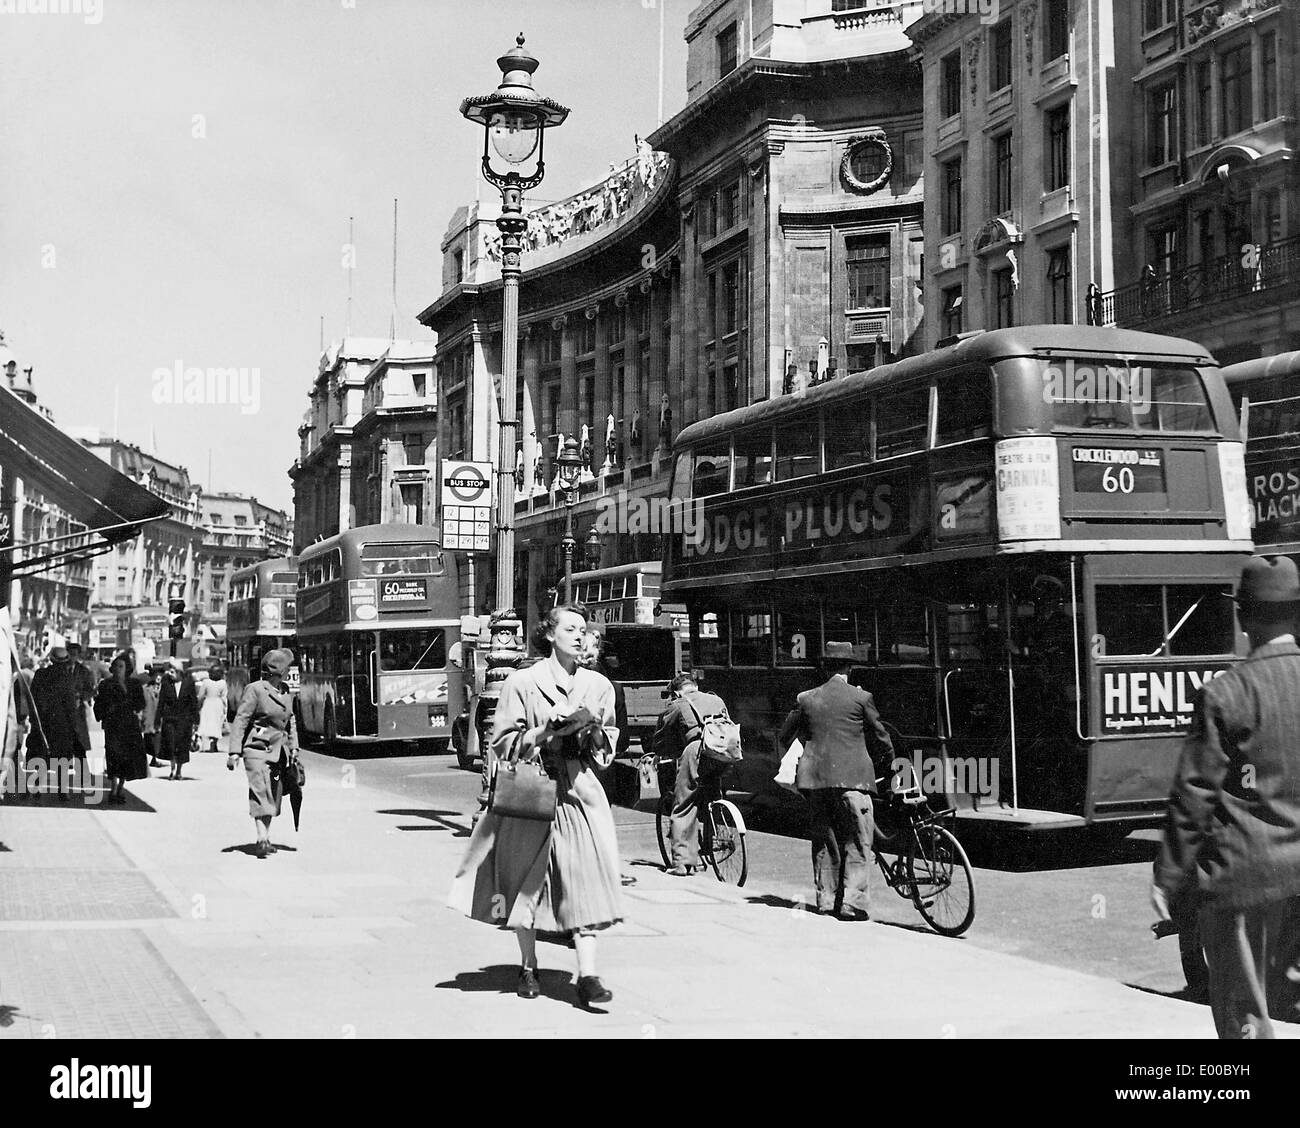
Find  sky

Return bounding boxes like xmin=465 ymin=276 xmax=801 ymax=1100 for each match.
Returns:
xmin=0 ymin=0 xmax=691 ymax=512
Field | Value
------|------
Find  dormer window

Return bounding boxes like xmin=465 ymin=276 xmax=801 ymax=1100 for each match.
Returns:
xmin=718 ymin=22 xmax=738 ymax=79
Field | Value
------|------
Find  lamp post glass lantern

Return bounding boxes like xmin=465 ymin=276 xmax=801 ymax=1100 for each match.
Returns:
xmin=585 ymin=528 xmax=602 ymax=571
xmin=460 ymin=34 xmax=570 ymax=617
xmin=557 ymin=437 xmax=583 ymax=605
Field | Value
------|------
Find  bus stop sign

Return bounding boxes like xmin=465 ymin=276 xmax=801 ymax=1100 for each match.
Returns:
xmin=441 ymin=460 xmax=492 ymax=552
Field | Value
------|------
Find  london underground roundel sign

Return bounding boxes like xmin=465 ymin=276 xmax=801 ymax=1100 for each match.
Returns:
xmin=441 ymin=459 xmax=493 ymax=552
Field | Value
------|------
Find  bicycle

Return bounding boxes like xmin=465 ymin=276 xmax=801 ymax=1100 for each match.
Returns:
xmin=870 ymin=768 xmax=976 ymax=937
xmin=646 ymin=753 xmax=748 ymax=886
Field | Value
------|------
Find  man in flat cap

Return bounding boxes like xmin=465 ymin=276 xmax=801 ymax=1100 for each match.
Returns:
xmin=779 ymin=641 xmax=894 ymax=920
xmin=1155 ymin=555 xmax=1300 ymax=1038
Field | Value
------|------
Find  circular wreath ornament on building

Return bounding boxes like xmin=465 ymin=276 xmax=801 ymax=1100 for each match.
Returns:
xmin=841 ymin=133 xmax=893 ymax=195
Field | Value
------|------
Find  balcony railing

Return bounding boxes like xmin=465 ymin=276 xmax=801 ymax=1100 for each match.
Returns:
xmin=1091 ymin=234 xmax=1300 ymax=329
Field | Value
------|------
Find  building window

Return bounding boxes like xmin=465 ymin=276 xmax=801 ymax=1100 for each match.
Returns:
xmin=1220 ymin=42 xmax=1252 ymax=137
xmin=1194 ymin=60 xmax=1213 ymax=148
xmin=992 ymin=132 xmax=1013 ymax=215
xmin=722 ymin=261 xmax=740 ymax=335
xmin=1148 ymin=223 xmax=1181 ymax=276
xmin=1046 ymin=104 xmax=1070 ymax=190
xmin=940 ymin=286 xmax=963 ymax=338
xmin=403 ymin=433 xmax=424 ymax=466
xmin=1261 ymin=189 xmax=1282 ymax=246
xmin=1262 ymin=32 xmax=1278 ymax=121
xmin=544 ymin=381 xmax=561 ymax=439
xmin=1147 ymin=83 xmax=1177 ymax=166
xmin=234 ymin=515 xmax=247 ymax=527
xmin=452 ymin=249 xmax=464 ymax=283
xmin=940 ymin=50 xmax=962 ymax=118
xmin=700 ymin=191 xmax=717 ymax=241
xmin=609 ymin=303 xmax=628 ymax=345
xmin=992 ymin=267 xmax=1015 ymax=328
xmin=412 ymin=372 xmax=426 ymax=398
xmin=448 ymin=397 xmax=466 ymax=459
xmin=1044 ymin=0 xmax=1069 ymax=62
xmin=846 ymin=235 xmax=891 ymax=310
xmin=1047 ymin=247 xmax=1072 ymax=324
xmin=576 ymin=318 xmax=596 ymax=355
xmin=717 ymin=21 xmax=738 ymax=78
xmin=399 ymin=483 xmax=423 ymax=525
xmin=990 ymin=19 xmax=1013 ymax=92
xmin=941 ymin=157 xmax=963 ymax=236
xmin=706 ymin=272 xmax=718 ymax=341
xmin=719 ymin=178 xmax=742 ymax=231
xmin=1143 ymin=0 xmax=1174 ymax=32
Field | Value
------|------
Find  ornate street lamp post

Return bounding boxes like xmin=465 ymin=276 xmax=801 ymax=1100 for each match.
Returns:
xmin=556 ymin=437 xmax=584 ymax=604
xmin=460 ymin=34 xmax=569 ymax=614
xmin=585 ymin=528 xmax=603 ymax=571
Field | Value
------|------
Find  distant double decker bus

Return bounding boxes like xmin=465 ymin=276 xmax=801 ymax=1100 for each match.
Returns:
xmin=226 ymin=557 xmax=298 ymax=710
xmin=1221 ymin=351 xmax=1300 ymax=556
xmin=562 ymin=561 xmax=685 ymax=631
xmin=295 ymin=524 xmax=462 ymax=752
xmin=664 ymin=326 xmax=1254 ymax=830
xmin=117 ymin=605 xmax=168 ymax=666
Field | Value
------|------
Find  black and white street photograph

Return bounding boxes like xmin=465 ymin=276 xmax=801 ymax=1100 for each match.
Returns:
xmin=1 ymin=0 xmax=1298 ymax=1098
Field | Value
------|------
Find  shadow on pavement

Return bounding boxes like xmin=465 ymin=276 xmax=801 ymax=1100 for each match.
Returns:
xmin=436 ymin=965 xmax=583 ymax=1008
xmin=377 ymin=808 xmax=471 ymax=837
xmin=0 ymin=1005 xmax=24 ymax=1028
xmin=220 ymin=842 xmax=300 ymax=857
xmin=305 ymin=744 xmax=452 ymax=762
xmin=1126 ymin=981 xmax=1211 ymax=1007
xmin=0 ymin=790 xmax=156 ymax=813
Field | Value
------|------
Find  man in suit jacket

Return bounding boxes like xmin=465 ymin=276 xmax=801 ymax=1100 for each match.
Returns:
xmin=1155 ymin=555 xmax=1300 ymax=1039
xmin=778 ymin=642 xmax=894 ymax=919
xmin=653 ymin=671 xmax=730 ymax=876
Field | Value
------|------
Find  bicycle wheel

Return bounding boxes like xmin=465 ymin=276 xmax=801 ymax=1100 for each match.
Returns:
xmin=907 ymin=823 xmax=975 ymax=937
xmin=703 ymin=801 xmax=747 ymax=886
xmin=655 ymin=794 xmax=673 ymax=868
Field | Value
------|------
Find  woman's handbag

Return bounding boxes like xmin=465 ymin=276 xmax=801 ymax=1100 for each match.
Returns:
xmin=487 ymin=756 xmax=558 ymax=822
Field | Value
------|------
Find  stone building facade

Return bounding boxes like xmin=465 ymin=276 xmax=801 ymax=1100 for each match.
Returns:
xmin=196 ymin=492 xmax=293 ymax=630
xmin=1093 ymin=0 xmax=1297 ymax=364
xmin=289 ymin=339 xmax=438 ymax=552
xmin=421 ymin=0 xmax=926 ymax=633
xmin=907 ymin=0 xmax=1130 ymax=347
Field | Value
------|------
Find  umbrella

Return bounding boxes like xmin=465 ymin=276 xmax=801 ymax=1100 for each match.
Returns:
xmin=273 ymin=756 xmax=305 ymax=831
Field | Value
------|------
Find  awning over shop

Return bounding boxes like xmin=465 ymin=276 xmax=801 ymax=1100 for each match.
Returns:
xmin=0 ymin=385 xmax=171 ymax=577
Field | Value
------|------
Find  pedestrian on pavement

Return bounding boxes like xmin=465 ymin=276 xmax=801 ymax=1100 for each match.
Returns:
xmin=94 ymin=654 xmax=148 ymax=804
xmin=653 ymin=671 xmax=730 ymax=877
xmin=65 ymin=642 xmax=95 ymax=783
xmin=226 ymin=648 xmax=300 ymax=859
xmin=449 ymin=604 xmax=623 ymax=1007
xmin=139 ymin=667 xmax=162 ymax=767
xmin=197 ymin=663 xmax=228 ymax=755
xmin=26 ymin=646 xmax=87 ymax=800
xmin=156 ymin=661 xmax=198 ymax=780
xmin=1154 ymin=554 xmax=1300 ymax=1039
xmin=777 ymin=641 xmax=894 ymax=921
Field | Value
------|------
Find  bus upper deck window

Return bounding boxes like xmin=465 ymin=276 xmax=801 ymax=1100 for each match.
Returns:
xmin=733 ymin=428 xmax=773 ymax=488
xmin=692 ymin=447 xmax=731 ymax=497
xmin=775 ymin=419 xmax=818 ymax=482
xmin=936 ymin=376 xmax=992 ymax=445
xmin=825 ymin=409 xmax=870 ymax=470
xmin=876 ymin=386 xmax=930 ymax=459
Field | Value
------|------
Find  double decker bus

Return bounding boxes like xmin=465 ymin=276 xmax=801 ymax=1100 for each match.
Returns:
xmin=226 ymin=558 xmax=298 ymax=711
xmin=564 ymin=561 xmax=684 ymax=630
xmin=85 ymin=609 xmax=120 ymax=662
xmin=1222 ymin=351 xmax=1300 ymax=556
xmin=117 ymin=605 xmax=169 ymax=666
xmin=295 ymin=524 xmax=463 ymax=752
xmin=664 ymin=326 xmax=1254 ymax=830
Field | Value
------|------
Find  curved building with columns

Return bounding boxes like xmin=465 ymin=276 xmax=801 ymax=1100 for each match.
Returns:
xmin=421 ymin=0 xmax=925 ymax=634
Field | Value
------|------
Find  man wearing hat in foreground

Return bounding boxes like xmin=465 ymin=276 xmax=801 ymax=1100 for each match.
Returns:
xmin=1155 ymin=555 xmax=1300 ymax=1038
xmin=778 ymin=641 xmax=895 ymax=920
xmin=227 ymin=648 xmax=299 ymax=859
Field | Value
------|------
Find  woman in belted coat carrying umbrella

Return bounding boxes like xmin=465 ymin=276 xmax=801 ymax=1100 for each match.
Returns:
xmin=227 ymin=649 xmax=300 ymax=859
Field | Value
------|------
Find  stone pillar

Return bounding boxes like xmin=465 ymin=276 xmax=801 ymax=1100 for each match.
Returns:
xmin=559 ymin=315 xmax=577 ymax=449
xmin=337 ymin=443 xmax=352 ymax=535
xmin=680 ymin=202 xmax=700 ymax=427
xmin=521 ymin=326 xmax=540 ymax=499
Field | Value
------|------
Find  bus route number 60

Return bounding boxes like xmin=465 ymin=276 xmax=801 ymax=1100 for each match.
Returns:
xmin=1101 ymin=466 xmax=1135 ymax=494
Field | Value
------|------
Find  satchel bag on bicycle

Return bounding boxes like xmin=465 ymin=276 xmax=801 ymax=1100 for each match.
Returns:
xmin=686 ymin=699 xmax=743 ymax=764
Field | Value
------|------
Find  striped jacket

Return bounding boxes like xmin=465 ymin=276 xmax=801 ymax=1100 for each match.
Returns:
xmin=1156 ymin=639 xmax=1300 ymax=911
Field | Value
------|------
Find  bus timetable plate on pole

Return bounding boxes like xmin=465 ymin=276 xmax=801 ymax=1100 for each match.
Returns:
xmin=440 ymin=460 xmax=493 ymax=551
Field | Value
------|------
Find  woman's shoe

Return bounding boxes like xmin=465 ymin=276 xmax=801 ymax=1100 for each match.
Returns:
xmin=576 ymin=976 xmax=612 ymax=1006
xmin=254 ymin=841 xmax=271 ymax=859
xmin=517 ymin=966 xmax=540 ymax=999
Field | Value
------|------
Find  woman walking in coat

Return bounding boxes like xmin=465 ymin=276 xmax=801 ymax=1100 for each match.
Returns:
xmin=93 ymin=654 xmax=148 ymax=804
xmin=156 ymin=662 xmax=198 ymax=780
xmin=449 ymin=605 xmax=623 ymax=1007
xmin=197 ymin=664 xmax=228 ymax=755
xmin=227 ymin=649 xmax=299 ymax=859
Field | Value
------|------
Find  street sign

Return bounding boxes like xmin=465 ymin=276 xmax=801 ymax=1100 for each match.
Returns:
xmin=441 ymin=459 xmax=493 ymax=552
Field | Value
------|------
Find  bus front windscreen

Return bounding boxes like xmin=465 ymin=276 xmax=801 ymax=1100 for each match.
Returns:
xmin=1041 ymin=360 xmax=1216 ymax=433
xmin=361 ymin=543 xmax=446 ymax=578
